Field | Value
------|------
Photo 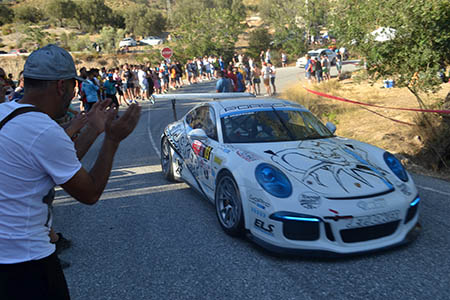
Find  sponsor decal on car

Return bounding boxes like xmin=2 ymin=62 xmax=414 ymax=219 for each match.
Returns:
xmin=346 ymin=210 xmax=400 ymax=229
xmin=254 ymin=218 xmax=275 ymax=235
xmin=250 ymin=207 xmax=267 ymax=218
xmin=213 ymin=156 xmax=223 ymax=166
xmin=357 ymin=198 xmax=386 ymax=211
xmin=299 ymin=192 xmax=322 ymax=209
xmin=223 ymin=102 xmax=303 ymax=113
xmin=249 ymin=194 xmax=271 ymax=209
xmin=192 ymin=140 xmax=212 ymax=160
xmin=236 ymin=150 xmax=257 ymax=162
xmin=397 ymin=183 xmax=412 ymax=196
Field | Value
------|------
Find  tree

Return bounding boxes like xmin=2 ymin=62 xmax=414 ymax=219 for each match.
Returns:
xmin=97 ymin=26 xmax=126 ymax=52
xmin=23 ymin=26 xmax=49 ymax=47
xmin=14 ymin=6 xmax=44 ymax=24
xmin=170 ymin=0 xmax=245 ymax=61
xmin=74 ymin=0 xmax=115 ymax=32
xmin=0 ymin=4 xmax=14 ymax=26
xmin=247 ymin=27 xmax=272 ymax=58
xmin=258 ymin=0 xmax=329 ymax=55
xmin=123 ymin=5 xmax=167 ymax=37
xmin=172 ymin=6 xmax=245 ymax=61
xmin=45 ymin=0 xmax=76 ymax=27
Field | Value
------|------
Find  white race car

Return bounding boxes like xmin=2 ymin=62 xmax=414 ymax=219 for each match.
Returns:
xmin=158 ymin=94 xmax=421 ymax=255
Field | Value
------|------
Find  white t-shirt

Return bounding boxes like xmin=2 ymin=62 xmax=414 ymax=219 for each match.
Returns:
xmin=138 ymin=69 xmax=147 ymax=85
xmin=270 ymin=66 xmax=276 ymax=78
xmin=0 ymin=102 xmax=82 ymax=264
xmin=262 ymin=66 xmax=271 ymax=79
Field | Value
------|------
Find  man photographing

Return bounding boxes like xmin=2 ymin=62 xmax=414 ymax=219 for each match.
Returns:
xmin=0 ymin=44 xmax=141 ymax=299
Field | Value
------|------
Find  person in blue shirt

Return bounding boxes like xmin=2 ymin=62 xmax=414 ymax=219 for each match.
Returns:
xmin=103 ymin=74 xmax=118 ymax=107
xmin=81 ymin=70 xmax=99 ymax=111
xmin=304 ymin=55 xmax=312 ymax=84
xmin=215 ymin=71 xmax=232 ymax=93
xmin=234 ymin=67 xmax=245 ymax=92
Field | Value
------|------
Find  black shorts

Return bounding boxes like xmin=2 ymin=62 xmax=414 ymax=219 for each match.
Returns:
xmin=127 ymin=81 xmax=134 ymax=89
xmin=0 ymin=252 xmax=70 ymax=300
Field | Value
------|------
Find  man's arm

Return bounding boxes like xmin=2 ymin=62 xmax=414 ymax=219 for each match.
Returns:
xmin=61 ymin=104 xmax=141 ymax=205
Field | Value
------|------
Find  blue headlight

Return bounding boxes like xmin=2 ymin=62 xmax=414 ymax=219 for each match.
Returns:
xmin=255 ymin=163 xmax=292 ymax=198
xmin=383 ymin=152 xmax=408 ymax=182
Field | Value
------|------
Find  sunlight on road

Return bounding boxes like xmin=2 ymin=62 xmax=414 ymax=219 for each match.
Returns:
xmin=54 ymin=164 xmax=188 ymax=206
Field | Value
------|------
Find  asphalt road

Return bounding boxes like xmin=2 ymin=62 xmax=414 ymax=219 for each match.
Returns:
xmin=54 ymin=66 xmax=450 ymax=300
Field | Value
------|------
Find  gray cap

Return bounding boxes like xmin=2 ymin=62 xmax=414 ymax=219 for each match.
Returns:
xmin=23 ymin=44 xmax=84 ymax=81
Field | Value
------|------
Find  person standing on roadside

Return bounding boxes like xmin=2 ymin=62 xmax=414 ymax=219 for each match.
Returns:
xmin=314 ymin=57 xmax=323 ymax=83
xmin=215 ymin=71 xmax=232 ymax=93
xmin=265 ymin=48 xmax=272 ymax=64
xmin=321 ymin=54 xmax=330 ymax=81
xmin=336 ymin=51 xmax=343 ymax=76
xmin=82 ymin=69 xmax=99 ymax=111
xmin=281 ymin=51 xmax=287 ymax=68
xmin=252 ymin=64 xmax=261 ymax=95
xmin=304 ymin=55 xmax=311 ymax=84
xmin=0 ymin=44 xmax=141 ymax=300
xmin=261 ymin=62 xmax=272 ymax=96
xmin=103 ymin=74 xmax=119 ymax=107
xmin=268 ymin=62 xmax=277 ymax=95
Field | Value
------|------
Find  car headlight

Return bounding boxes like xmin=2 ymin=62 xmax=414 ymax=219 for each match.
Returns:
xmin=383 ymin=152 xmax=408 ymax=182
xmin=255 ymin=163 xmax=292 ymax=198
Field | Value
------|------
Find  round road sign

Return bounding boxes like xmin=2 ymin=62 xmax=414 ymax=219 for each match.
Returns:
xmin=161 ymin=47 xmax=173 ymax=59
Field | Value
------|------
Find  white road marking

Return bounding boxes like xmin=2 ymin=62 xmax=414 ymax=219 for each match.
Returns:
xmin=416 ymin=185 xmax=450 ymax=197
xmin=147 ymin=108 xmax=161 ymax=157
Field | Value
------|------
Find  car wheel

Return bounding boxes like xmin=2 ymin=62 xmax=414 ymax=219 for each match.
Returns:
xmin=161 ymin=136 xmax=175 ymax=182
xmin=215 ymin=171 xmax=245 ymax=236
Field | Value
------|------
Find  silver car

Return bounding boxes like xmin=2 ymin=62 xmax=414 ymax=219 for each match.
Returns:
xmin=296 ymin=48 xmax=337 ymax=68
xmin=140 ymin=36 xmax=164 ymax=46
xmin=119 ymin=37 xmax=137 ymax=48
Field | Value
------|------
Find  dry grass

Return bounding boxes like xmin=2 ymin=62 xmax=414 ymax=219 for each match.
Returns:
xmin=283 ymin=76 xmax=450 ymax=180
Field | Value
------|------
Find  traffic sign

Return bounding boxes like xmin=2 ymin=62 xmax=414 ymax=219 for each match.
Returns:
xmin=161 ymin=47 xmax=173 ymax=59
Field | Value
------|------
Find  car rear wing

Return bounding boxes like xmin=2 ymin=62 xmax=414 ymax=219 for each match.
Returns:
xmin=150 ymin=93 xmax=256 ymax=120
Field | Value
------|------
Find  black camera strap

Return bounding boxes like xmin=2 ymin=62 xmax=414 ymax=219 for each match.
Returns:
xmin=0 ymin=106 xmax=43 ymax=130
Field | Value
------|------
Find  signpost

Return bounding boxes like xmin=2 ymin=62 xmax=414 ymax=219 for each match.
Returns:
xmin=161 ymin=47 xmax=173 ymax=60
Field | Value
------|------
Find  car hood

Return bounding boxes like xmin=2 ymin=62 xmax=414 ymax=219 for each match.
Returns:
xmin=235 ymin=138 xmax=394 ymax=199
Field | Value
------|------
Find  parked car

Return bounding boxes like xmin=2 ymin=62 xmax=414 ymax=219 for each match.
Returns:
xmin=119 ymin=37 xmax=137 ymax=48
xmin=157 ymin=93 xmax=421 ymax=255
xmin=296 ymin=48 xmax=337 ymax=68
xmin=8 ymin=49 xmax=27 ymax=55
xmin=140 ymin=36 xmax=164 ymax=46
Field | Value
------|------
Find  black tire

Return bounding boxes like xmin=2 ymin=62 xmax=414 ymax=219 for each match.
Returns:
xmin=215 ymin=171 xmax=245 ymax=237
xmin=160 ymin=136 xmax=175 ymax=182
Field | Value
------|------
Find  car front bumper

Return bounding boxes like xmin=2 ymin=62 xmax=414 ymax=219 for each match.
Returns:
xmin=247 ymin=221 xmax=421 ymax=257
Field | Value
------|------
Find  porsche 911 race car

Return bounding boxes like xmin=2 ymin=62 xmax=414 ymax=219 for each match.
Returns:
xmin=157 ymin=93 xmax=421 ymax=255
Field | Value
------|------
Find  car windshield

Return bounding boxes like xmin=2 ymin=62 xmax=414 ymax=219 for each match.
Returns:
xmin=221 ymin=108 xmax=334 ymax=143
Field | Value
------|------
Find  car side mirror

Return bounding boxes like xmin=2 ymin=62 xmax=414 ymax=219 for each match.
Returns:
xmin=326 ymin=122 xmax=337 ymax=134
xmin=188 ymin=128 xmax=208 ymax=141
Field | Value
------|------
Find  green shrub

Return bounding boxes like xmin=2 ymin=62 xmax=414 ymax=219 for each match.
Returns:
xmin=1 ymin=24 xmax=14 ymax=35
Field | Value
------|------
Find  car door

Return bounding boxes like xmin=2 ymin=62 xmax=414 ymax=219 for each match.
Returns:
xmin=185 ymin=105 xmax=219 ymax=193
